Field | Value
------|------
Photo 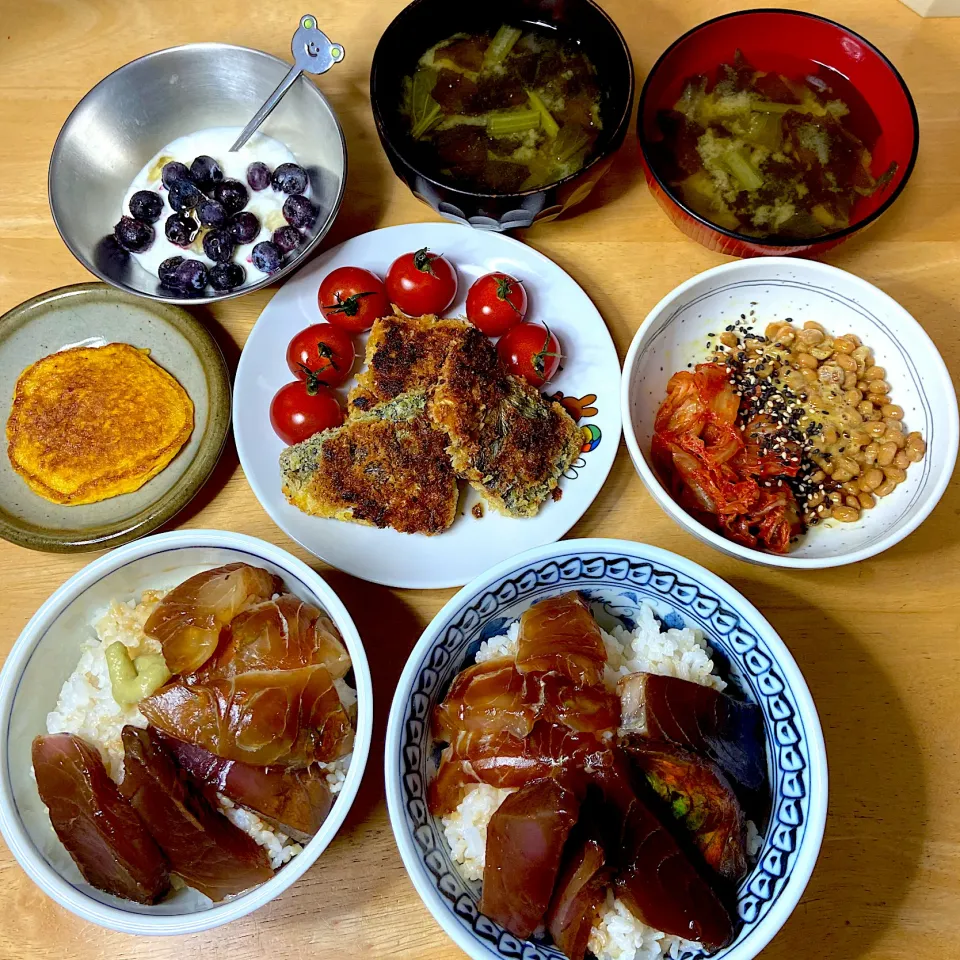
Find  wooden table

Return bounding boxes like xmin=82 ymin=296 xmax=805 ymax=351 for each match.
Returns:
xmin=1 ymin=0 xmax=958 ymax=957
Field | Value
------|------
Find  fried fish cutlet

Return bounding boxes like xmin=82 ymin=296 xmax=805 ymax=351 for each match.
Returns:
xmin=6 ymin=343 xmax=194 ymax=506
xmin=279 ymin=392 xmax=458 ymax=535
xmin=347 ymin=312 xmax=472 ymax=414
xmin=430 ymin=327 xmax=582 ymax=519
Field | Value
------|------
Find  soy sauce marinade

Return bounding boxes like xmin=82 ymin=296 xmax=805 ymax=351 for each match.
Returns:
xmin=652 ymin=51 xmax=897 ymax=240
xmin=401 ymin=24 xmax=603 ymax=193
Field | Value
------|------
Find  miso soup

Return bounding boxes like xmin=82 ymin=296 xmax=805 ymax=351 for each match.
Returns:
xmin=401 ymin=24 xmax=603 ymax=193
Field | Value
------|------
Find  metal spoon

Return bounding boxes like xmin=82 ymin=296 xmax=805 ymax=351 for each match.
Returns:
xmin=230 ymin=14 xmax=345 ymax=152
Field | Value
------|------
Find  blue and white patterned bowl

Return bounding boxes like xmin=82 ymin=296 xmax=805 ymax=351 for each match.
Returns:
xmin=621 ymin=258 xmax=959 ymax=568
xmin=385 ymin=539 xmax=827 ymax=960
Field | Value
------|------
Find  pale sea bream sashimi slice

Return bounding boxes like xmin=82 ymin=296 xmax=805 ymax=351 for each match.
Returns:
xmin=144 ymin=562 xmax=281 ymax=675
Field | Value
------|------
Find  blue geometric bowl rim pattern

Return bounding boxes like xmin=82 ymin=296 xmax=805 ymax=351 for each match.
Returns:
xmin=386 ymin=538 xmax=828 ymax=960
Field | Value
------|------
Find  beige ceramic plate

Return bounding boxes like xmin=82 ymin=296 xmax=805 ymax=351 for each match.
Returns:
xmin=0 ymin=283 xmax=230 ymax=552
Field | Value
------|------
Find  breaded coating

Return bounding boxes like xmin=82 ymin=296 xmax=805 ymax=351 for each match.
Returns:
xmin=348 ymin=312 xmax=472 ymax=414
xmin=429 ymin=328 xmax=582 ymax=518
xmin=279 ymin=393 xmax=458 ymax=535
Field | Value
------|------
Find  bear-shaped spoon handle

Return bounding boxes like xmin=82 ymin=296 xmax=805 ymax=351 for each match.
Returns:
xmin=230 ymin=14 xmax=344 ymax=152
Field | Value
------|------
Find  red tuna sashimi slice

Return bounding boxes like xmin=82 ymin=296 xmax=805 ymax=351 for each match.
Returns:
xmin=615 ymin=790 xmax=735 ymax=950
xmin=32 ymin=733 xmax=170 ymax=904
xmin=141 ymin=663 xmax=353 ymax=767
xmin=516 ymin=592 xmax=607 ymax=688
xmin=160 ymin=734 xmax=333 ymax=842
xmin=545 ymin=828 xmax=611 ymax=960
xmin=201 ymin=593 xmax=350 ymax=680
xmin=621 ymin=738 xmax=748 ymax=881
xmin=618 ymin=672 xmax=767 ymax=794
xmin=120 ymin=726 xmax=273 ymax=901
xmin=481 ymin=779 xmax=580 ymax=940
xmin=145 ymin=563 xmax=281 ymax=675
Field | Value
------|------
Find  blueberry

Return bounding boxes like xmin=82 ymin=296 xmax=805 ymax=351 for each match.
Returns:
xmin=158 ymin=256 xmax=184 ymax=286
xmin=202 ymin=228 xmax=235 ymax=264
xmin=246 ymin=161 xmax=271 ymax=191
xmin=161 ymin=161 xmax=190 ymax=189
xmin=212 ymin=179 xmax=249 ymax=216
xmin=197 ymin=198 xmax=227 ymax=228
xmin=167 ymin=178 xmax=202 ymax=213
xmin=271 ymin=162 xmax=308 ymax=194
xmin=113 ymin=216 xmax=155 ymax=252
xmin=165 ymin=213 xmax=198 ymax=247
xmin=251 ymin=240 xmax=282 ymax=274
xmin=129 ymin=190 xmax=163 ymax=223
xmin=272 ymin=225 xmax=304 ymax=255
xmin=209 ymin=262 xmax=246 ymax=291
xmin=282 ymin=194 xmax=317 ymax=229
xmin=189 ymin=155 xmax=223 ymax=192
xmin=172 ymin=259 xmax=209 ymax=294
xmin=228 ymin=211 xmax=260 ymax=244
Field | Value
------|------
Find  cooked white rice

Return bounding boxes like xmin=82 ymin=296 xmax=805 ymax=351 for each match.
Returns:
xmin=475 ymin=601 xmax=725 ymax=695
xmin=445 ymin=599 xmax=759 ymax=960
xmin=44 ymin=588 xmax=355 ymax=882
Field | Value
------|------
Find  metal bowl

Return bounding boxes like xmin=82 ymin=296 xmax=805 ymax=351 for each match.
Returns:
xmin=49 ymin=43 xmax=347 ymax=305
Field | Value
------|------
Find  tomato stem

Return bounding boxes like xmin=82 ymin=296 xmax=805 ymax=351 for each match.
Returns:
xmin=413 ymin=247 xmax=436 ymax=275
xmin=532 ymin=323 xmax=561 ymax=379
xmin=297 ymin=363 xmax=325 ymax=396
xmin=495 ymin=275 xmax=522 ymax=314
xmin=323 ymin=291 xmax=377 ymax=318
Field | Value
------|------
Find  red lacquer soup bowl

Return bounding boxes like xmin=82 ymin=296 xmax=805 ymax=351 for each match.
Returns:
xmin=637 ymin=9 xmax=919 ymax=258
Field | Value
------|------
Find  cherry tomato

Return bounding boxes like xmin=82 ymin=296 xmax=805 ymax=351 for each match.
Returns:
xmin=270 ymin=380 xmax=344 ymax=445
xmin=318 ymin=266 xmax=390 ymax=334
xmin=385 ymin=247 xmax=458 ymax=316
xmin=496 ymin=322 xmax=562 ymax=388
xmin=286 ymin=323 xmax=355 ymax=388
xmin=466 ymin=272 xmax=527 ymax=337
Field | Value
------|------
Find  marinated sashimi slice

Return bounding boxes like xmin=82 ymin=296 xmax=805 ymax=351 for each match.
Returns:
xmin=140 ymin=664 xmax=353 ymax=767
xmin=614 ymin=789 xmax=734 ymax=950
xmin=621 ymin=738 xmax=748 ymax=881
xmin=535 ymin=672 xmax=620 ymax=737
xmin=202 ymin=594 xmax=350 ymax=680
xmin=432 ymin=658 xmax=535 ymax=742
xmin=428 ymin=723 xmax=606 ymax=815
xmin=545 ymin=815 xmax=611 ymax=960
xmin=432 ymin=661 xmax=618 ymax=748
xmin=32 ymin=734 xmax=170 ymax=904
xmin=516 ymin=592 xmax=607 ymax=687
xmin=618 ymin=672 xmax=766 ymax=793
xmin=119 ymin=727 xmax=273 ymax=901
xmin=144 ymin=563 xmax=281 ymax=675
xmin=480 ymin=779 xmax=580 ymax=939
xmin=159 ymin=735 xmax=333 ymax=842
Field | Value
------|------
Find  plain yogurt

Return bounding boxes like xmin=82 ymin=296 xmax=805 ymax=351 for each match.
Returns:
xmin=122 ymin=126 xmax=312 ymax=287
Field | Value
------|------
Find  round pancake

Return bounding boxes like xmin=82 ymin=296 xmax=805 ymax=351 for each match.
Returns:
xmin=6 ymin=343 xmax=194 ymax=505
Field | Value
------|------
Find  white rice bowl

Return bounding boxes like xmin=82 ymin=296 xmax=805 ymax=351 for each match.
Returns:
xmin=444 ymin=599 xmax=761 ymax=960
xmin=44 ymin=586 xmax=356 ymax=892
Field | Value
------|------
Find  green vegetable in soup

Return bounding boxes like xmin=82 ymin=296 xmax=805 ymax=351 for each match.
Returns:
xmin=526 ymin=90 xmax=559 ymax=139
xmin=408 ymin=67 xmax=443 ymax=139
xmin=483 ymin=24 xmax=522 ymax=71
xmin=105 ymin=642 xmax=171 ymax=705
xmin=655 ymin=49 xmax=898 ymax=240
xmin=400 ymin=25 xmax=603 ymax=193
xmin=487 ymin=108 xmax=541 ymax=138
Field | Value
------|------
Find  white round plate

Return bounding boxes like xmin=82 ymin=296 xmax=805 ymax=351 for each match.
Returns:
xmin=234 ymin=222 xmax=621 ymax=589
